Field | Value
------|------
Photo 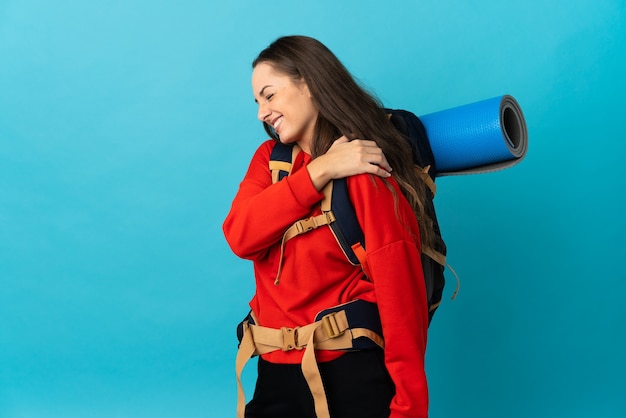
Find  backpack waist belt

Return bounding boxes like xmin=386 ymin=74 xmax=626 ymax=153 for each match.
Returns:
xmin=235 ymin=299 xmax=384 ymax=418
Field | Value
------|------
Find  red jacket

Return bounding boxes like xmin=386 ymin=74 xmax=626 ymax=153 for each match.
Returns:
xmin=223 ymin=140 xmax=429 ymax=418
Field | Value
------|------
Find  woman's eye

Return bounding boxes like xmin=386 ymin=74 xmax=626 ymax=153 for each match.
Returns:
xmin=266 ymin=94 xmax=274 ymax=101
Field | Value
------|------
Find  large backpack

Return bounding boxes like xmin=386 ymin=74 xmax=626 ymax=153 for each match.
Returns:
xmin=269 ymin=108 xmax=453 ymax=323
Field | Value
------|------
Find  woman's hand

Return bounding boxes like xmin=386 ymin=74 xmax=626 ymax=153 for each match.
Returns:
xmin=307 ymin=136 xmax=392 ymax=191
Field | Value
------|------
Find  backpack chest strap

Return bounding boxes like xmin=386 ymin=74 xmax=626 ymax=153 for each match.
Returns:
xmin=273 ymin=182 xmax=335 ymax=285
xmin=273 ymin=210 xmax=336 ymax=285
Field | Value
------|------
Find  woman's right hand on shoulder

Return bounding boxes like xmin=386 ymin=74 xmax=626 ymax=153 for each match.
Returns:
xmin=307 ymin=136 xmax=392 ymax=191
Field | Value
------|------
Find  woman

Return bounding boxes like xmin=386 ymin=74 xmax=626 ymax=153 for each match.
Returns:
xmin=223 ymin=35 xmax=434 ymax=418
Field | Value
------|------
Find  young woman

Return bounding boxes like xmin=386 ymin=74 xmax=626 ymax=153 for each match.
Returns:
xmin=223 ymin=35 xmax=434 ymax=418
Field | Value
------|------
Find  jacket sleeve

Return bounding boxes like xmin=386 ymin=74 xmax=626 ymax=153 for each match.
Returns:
xmin=348 ymin=174 xmax=430 ymax=418
xmin=223 ymin=140 xmax=325 ymax=260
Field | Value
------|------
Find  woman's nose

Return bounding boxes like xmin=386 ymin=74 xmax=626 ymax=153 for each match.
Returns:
xmin=257 ymin=102 xmax=270 ymax=122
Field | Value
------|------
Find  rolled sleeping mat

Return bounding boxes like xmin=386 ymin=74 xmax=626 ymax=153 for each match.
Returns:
xmin=419 ymin=95 xmax=528 ymax=176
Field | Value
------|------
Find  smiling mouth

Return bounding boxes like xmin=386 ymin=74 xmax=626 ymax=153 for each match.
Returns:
xmin=272 ymin=116 xmax=283 ymax=131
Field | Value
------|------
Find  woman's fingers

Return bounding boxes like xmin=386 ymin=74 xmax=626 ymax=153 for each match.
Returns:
xmin=348 ymin=139 xmax=393 ymax=173
xmin=310 ymin=136 xmax=393 ymax=185
xmin=307 ymin=137 xmax=393 ymax=190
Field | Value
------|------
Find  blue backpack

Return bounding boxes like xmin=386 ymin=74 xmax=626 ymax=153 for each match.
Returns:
xmin=269 ymin=109 xmax=453 ymax=323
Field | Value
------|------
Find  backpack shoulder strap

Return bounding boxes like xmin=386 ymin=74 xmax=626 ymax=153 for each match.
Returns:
xmin=268 ymin=140 xmax=364 ymax=267
xmin=314 ymin=109 xmax=446 ymax=269
xmin=269 ymin=142 xmax=301 ymax=184
xmin=324 ymin=179 xmax=366 ymax=268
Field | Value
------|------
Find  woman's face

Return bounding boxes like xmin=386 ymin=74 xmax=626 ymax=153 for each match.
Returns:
xmin=252 ymin=62 xmax=319 ymax=153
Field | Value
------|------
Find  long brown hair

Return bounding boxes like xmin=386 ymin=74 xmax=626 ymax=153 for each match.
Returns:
xmin=253 ymin=35 xmax=435 ymax=249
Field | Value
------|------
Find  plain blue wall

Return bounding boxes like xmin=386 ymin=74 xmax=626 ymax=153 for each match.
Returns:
xmin=1 ymin=1 xmax=624 ymax=417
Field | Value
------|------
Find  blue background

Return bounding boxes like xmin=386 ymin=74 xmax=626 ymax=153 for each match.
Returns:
xmin=1 ymin=1 xmax=625 ymax=417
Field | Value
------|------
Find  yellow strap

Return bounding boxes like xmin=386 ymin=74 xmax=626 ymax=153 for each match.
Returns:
xmin=269 ymin=144 xmax=302 ymax=184
xmin=422 ymin=245 xmax=446 ymax=267
xmin=350 ymin=327 xmax=385 ymax=348
xmin=234 ymin=310 xmax=384 ymax=418
xmin=245 ymin=311 xmax=355 ymax=351
xmin=421 ymin=247 xmax=460 ymax=303
xmin=291 ymin=144 xmax=302 ymax=165
xmin=320 ymin=181 xmax=333 ymax=212
xmin=269 ymin=161 xmax=293 ymax=173
xmin=235 ymin=322 xmax=257 ymax=418
xmin=416 ymin=164 xmax=437 ymax=197
xmin=271 ymin=170 xmax=280 ymax=184
xmin=302 ymin=328 xmax=330 ymax=418
xmin=274 ymin=211 xmax=336 ymax=285
xmin=446 ymin=261 xmax=461 ymax=300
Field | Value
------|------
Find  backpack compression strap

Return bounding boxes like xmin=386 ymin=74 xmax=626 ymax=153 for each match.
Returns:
xmin=417 ymin=164 xmax=437 ymax=198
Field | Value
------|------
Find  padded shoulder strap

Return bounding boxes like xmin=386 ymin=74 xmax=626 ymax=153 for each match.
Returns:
xmin=268 ymin=142 xmax=363 ymax=266
xmin=325 ymin=178 xmax=364 ymax=266
xmin=323 ymin=110 xmax=442 ymax=268
xmin=269 ymin=142 xmax=301 ymax=184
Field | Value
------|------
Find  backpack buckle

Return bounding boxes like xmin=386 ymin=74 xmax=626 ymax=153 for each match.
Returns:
xmin=321 ymin=313 xmax=344 ymax=339
xmin=324 ymin=210 xmax=336 ymax=224
xmin=280 ymin=327 xmax=302 ymax=351
xmin=294 ymin=212 xmax=336 ymax=234
xmin=296 ymin=217 xmax=317 ymax=234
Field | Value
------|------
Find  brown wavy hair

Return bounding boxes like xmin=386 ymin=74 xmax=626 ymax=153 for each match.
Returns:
xmin=253 ymin=35 xmax=435 ymax=249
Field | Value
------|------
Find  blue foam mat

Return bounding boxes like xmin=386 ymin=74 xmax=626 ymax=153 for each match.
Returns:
xmin=419 ymin=95 xmax=528 ymax=176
